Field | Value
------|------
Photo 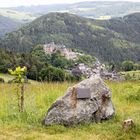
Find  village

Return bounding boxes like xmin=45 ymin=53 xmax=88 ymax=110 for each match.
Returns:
xmin=43 ymin=42 xmax=124 ymax=81
xmin=43 ymin=42 xmax=82 ymax=60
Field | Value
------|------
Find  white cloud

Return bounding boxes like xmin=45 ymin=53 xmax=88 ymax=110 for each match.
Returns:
xmin=0 ymin=0 xmax=140 ymax=7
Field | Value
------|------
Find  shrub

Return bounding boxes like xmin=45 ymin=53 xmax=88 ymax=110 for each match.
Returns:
xmin=0 ymin=77 xmax=4 ymax=83
xmin=9 ymin=66 xmax=27 ymax=112
xmin=124 ymin=73 xmax=132 ymax=80
xmin=65 ymin=73 xmax=80 ymax=82
xmin=122 ymin=61 xmax=134 ymax=71
xmin=40 ymin=66 xmax=65 ymax=82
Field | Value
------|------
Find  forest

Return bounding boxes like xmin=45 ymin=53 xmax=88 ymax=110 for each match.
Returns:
xmin=0 ymin=12 xmax=140 ymax=63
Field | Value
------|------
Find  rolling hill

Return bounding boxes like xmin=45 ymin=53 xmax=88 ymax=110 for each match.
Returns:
xmin=8 ymin=1 xmax=140 ymax=19
xmin=0 ymin=12 xmax=140 ymax=63
xmin=1 ymin=1 xmax=140 ymax=37
xmin=0 ymin=8 xmax=36 ymax=22
xmin=0 ymin=15 xmax=21 ymax=37
xmin=0 ymin=8 xmax=36 ymax=37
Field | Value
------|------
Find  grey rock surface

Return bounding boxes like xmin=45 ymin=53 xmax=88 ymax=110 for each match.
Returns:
xmin=44 ymin=75 xmax=115 ymax=126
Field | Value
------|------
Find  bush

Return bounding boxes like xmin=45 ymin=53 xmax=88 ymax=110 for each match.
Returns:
xmin=40 ymin=66 xmax=65 ymax=82
xmin=27 ymin=65 xmax=38 ymax=80
xmin=122 ymin=61 xmax=134 ymax=71
xmin=65 ymin=73 xmax=81 ymax=82
xmin=76 ymin=55 xmax=95 ymax=67
xmin=0 ymin=65 xmax=8 ymax=73
xmin=124 ymin=73 xmax=132 ymax=80
xmin=0 ymin=78 xmax=4 ymax=83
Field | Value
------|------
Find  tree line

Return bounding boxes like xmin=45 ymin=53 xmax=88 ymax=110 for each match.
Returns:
xmin=0 ymin=45 xmax=96 ymax=82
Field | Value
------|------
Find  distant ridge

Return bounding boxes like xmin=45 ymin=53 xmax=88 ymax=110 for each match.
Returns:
xmin=7 ymin=1 xmax=140 ymax=19
xmin=0 ymin=15 xmax=21 ymax=37
xmin=1 ymin=1 xmax=140 ymax=37
xmin=0 ymin=12 xmax=140 ymax=63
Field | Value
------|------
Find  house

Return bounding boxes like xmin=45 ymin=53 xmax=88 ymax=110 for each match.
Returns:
xmin=43 ymin=42 xmax=79 ymax=60
xmin=43 ymin=42 xmax=58 ymax=54
xmin=78 ymin=63 xmax=87 ymax=73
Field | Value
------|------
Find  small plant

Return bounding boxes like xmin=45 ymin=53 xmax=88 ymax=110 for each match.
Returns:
xmin=9 ymin=66 xmax=27 ymax=112
xmin=126 ymin=88 xmax=140 ymax=103
xmin=0 ymin=77 xmax=4 ymax=83
xmin=124 ymin=73 xmax=131 ymax=80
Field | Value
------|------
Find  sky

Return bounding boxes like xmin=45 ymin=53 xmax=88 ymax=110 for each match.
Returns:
xmin=0 ymin=0 xmax=140 ymax=7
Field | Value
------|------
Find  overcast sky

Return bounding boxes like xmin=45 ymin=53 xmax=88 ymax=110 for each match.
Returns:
xmin=0 ymin=0 xmax=140 ymax=7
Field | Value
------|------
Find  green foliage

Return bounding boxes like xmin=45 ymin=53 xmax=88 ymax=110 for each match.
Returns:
xmin=0 ymin=49 xmax=16 ymax=73
xmin=124 ymin=73 xmax=132 ymax=80
xmin=0 ymin=45 xmax=81 ymax=82
xmin=126 ymin=88 xmax=140 ymax=103
xmin=8 ymin=66 xmax=27 ymax=112
xmin=76 ymin=54 xmax=95 ymax=67
xmin=0 ymin=15 xmax=21 ymax=37
xmin=0 ymin=81 xmax=140 ymax=139
xmin=121 ymin=70 xmax=140 ymax=81
xmin=1 ymin=43 xmax=138 ymax=82
xmin=65 ymin=73 xmax=79 ymax=82
xmin=27 ymin=65 xmax=38 ymax=80
xmin=0 ymin=77 xmax=4 ymax=83
xmin=1 ymin=13 xmax=140 ymax=63
xmin=51 ymin=52 xmax=75 ymax=69
xmin=133 ymin=63 xmax=140 ymax=70
xmin=40 ymin=66 xmax=65 ymax=82
xmin=121 ymin=60 xmax=140 ymax=72
xmin=122 ymin=61 xmax=134 ymax=71
xmin=8 ymin=66 xmax=27 ymax=83
xmin=27 ymin=45 xmax=79 ymax=81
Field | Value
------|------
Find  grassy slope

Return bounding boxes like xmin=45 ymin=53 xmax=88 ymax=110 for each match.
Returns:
xmin=0 ymin=73 xmax=14 ymax=82
xmin=120 ymin=70 xmax=140 ymax=80
xmin=0 ymin=80 xmax=140 ymax=140
xmin=0 ymin=73 xmax=38 ymax=84
xmin=0 ymin=15 xmax=22 ymax=37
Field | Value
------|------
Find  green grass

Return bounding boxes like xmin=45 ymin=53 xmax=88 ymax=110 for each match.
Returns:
xmin=0 ymin=81 xmax=140 ymax=140
xmin=0 ymin=73 xmax=38 ymax=84
xmin=120 ymin=70 xmax=140 ymax=80
xmin=121 ymin=70 xmax=140 ymax=77
xmin=0 ymin=73 xmax=14 ymax=82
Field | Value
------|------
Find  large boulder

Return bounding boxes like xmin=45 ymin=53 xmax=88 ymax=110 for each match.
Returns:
xmin=44 ymin=76 xmax=115 ymax=126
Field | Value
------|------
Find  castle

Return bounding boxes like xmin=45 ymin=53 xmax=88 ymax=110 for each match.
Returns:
xmin=43 ymin=42 xmax=81 ymax=60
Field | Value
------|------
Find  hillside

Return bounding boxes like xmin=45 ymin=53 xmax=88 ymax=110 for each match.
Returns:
xmin=99 ymin=13 xmax=140 ymax=43
xmin=9 ymin=1 xmax=140 ymax=19
xmin=0 ymin=8 xmax=36 ymax=22
xmin=1 ymin=1 xmax=140 ymax=37
xmin=0 ymin=12 xmax=140 ymax=63
xmin=0 ymin=15 xmax=21 ymax=37
xmin=0 ymin=8 xmax=36 ymax=37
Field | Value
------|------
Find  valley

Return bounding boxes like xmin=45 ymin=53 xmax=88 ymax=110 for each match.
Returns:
xmin=0 ymin=1 xmax=140 ymax=140
xmin=0 ymin=12 xmax=140 ymax=63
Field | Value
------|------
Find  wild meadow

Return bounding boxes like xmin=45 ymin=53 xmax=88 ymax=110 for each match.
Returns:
xmin=0 ymin=80 xmax=140 ymax=140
